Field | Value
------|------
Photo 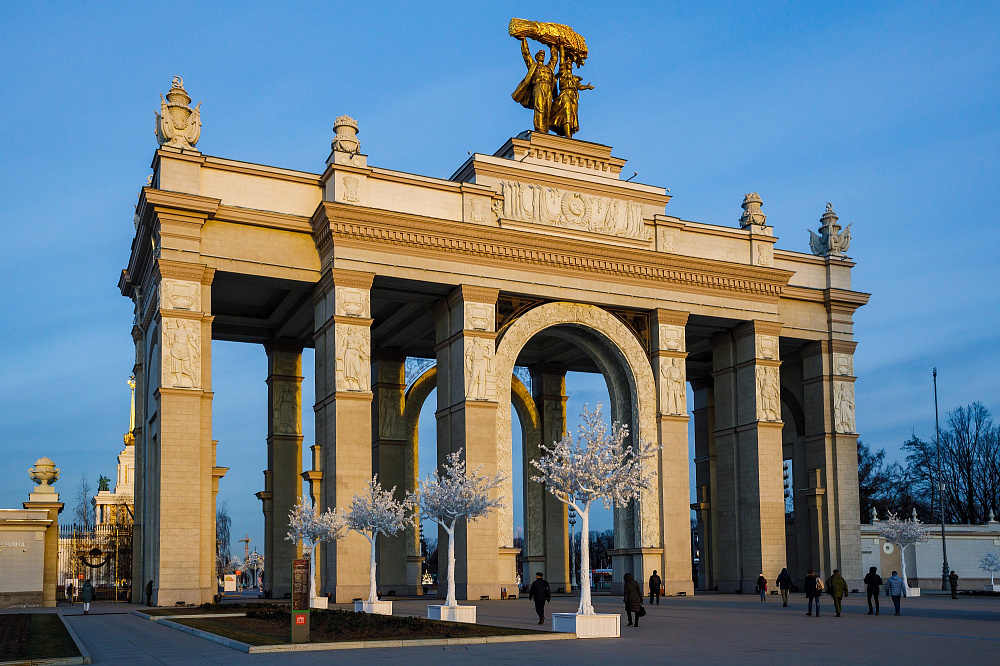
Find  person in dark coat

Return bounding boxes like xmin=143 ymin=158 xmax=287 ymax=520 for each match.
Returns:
xmin=864 ymin=567 xmax=882 ymax=615
xmin=949 ymin=570 xmax=959 ymax=599
xmin=804 ymin=569 xmax=821 ymax=617
xmin=776 ymin=568 xmax=793 ymax=607
xmin=623 ymin=572 xmax=644 ymax=627
xmin=648 ymin=570 xmax=661 ymax=605
xmin=756 ymin=573 xmax=768 ymax=601
xmin=145 ymin=580 xmax=154 ymax=606
xmin=81 ymin=580 xmax=94 ymax=614
xmin=527 ymin=572 xmax=551 ymax=624
xmin=66 ymin=582 xmax=74 ymax=605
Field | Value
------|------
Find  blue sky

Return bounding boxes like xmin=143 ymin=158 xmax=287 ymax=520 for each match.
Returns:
xmin=1 ymin=2 xmax=998 ymax=553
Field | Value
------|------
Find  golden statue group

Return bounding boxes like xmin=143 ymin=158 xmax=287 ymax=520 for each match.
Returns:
xmin=510 ymin=19 xmax=593 ymax=139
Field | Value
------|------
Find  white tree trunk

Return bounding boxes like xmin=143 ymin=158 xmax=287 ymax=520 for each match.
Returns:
xmin=445 ymin=521 xmax=457 ymax=607
xmin=900 ymin=544 xmax=909 ymax=590
xmin=367 ymin=533 xmax=378 ymax=602
xmin=577 ymin=504 xmax=594 ymax=615
xmin=307 ymin=543 xmax=317 ymax=600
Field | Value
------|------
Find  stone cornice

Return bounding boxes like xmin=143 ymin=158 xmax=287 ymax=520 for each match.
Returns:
xmin=312 ymin=203 xmax=792 ymax=300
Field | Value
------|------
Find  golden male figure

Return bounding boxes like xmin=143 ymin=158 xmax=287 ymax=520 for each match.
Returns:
xmin=512 ymin=38 xmax=558 ymax=133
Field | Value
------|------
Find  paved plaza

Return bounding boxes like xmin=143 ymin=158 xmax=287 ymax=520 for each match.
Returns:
xmin=11 ymin=592 xmax=998 ymax=665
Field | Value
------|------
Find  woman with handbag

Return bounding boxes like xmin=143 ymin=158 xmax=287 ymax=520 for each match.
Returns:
xmin=623 ymin=572 xmax=644 ymax=627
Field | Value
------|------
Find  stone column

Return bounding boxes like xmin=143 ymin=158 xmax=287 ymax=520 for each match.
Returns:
xmin=531 ymin=364 xmax=570 ymax=592
xmin=148 ymin=260 xmax=216 ymax=606
xmin=262 ymin=341 xmax=304 ymax=598
xmin=690 ymin=378 xmax=717 ymax=591
xmin=23 ymin=467 xmax=63 ymax=608
xmin=801 ymin=340 xmax=862 ymax=584
xmin=315 ymin=269 xmax=375 ymax=602
xmin=434 ymin=285 xmax=503 ymax=600
xmin=711 ymin=321 xmax=786 ymax=592
xmin=652 ymin=309 xmax=695 ymax=596
xmin=372 ymin=350 xmax=414 ymax=595
xmin=130 ymin=324 xmax=146 ymax=603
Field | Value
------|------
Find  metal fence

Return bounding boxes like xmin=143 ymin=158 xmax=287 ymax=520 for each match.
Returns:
xmin=58 ymin=524 xmax=133 ymax=602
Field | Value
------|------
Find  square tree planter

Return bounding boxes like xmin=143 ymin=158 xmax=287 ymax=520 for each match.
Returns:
xmin=906 ymin=587 xmax=921 ymax=597
xmin=552 ymin=612 xmax=620 ymax=638
xmin=354 ymin=600 xmax=393 ymax=615
xmin=427 ymin=605 xmax=476 ymax=623
xmin=983 ymin=584 xmax=1000 ymax=592
xmin=310 ymin=597 xmax=328 ymax=609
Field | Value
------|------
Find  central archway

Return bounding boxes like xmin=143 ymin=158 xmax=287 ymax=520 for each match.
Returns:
xmin=494 ymin=302 xmax=659 ymax=553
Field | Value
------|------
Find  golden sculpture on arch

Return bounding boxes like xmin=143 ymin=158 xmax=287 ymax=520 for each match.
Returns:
xmin=509 ymin=18 xmax=593 ymax=139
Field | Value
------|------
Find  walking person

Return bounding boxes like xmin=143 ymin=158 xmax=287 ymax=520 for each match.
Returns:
xmin=885 ymin=570 xmax=906 ymax=616
xmin=66 ymin=582 xmax=74 ymax=605
xmin=145 ymin=580 xmax=154 ymax=606
xmin=949 ymin=570 xmax=959 ymax=599
xmin=623 ymin=572 xmax=644 ymax=627
xmin=81 ymin=579 xmax=94 ymax=615
xmin=864 ymin=566 xmax=882 ymax=615
xmin=757 ymin=573 xmax=768 ymax=601
xmin=776 ymin=568 xmax=793 ymax=607
xmin=527 ymin=572 xmax=550 ymax=625
xmin=826 ymin=569 xmax=849 ymax=617
xmin=805 ymin=569 xmax=822 ymax=617
xmin=648 ymin=570 xmax=661 ymax=605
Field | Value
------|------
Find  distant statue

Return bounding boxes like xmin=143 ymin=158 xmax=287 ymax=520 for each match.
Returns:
xmin=98 ymin=475 xmax=111 ymax=492
xmin=512 ymin=38 xmax=558 ymax=134
xmin=550 ymin=47 xmax=594 ymax=139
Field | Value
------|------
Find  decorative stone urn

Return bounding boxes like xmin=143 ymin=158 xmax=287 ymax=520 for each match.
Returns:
xmin=332 ymin=116 xmax=360 ymax=154
xmin=354 ymin=600 xmax=392 ymax=615
xmin=427 ymin=605 xmax=476 ymax=623
xmin=28 ymin=457 xmax=60 ymax=492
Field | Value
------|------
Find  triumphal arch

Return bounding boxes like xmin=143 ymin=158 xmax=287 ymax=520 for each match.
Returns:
xmin=122 ymin=59 xmax=867 ymax=605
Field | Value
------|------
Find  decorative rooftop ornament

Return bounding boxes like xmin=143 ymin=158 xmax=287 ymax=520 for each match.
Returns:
xmin=29 ymin=457 xmax=59 ymax=491
xmin=809 ymin=202 xmax=852 ymax=257
xmin=510 ymin=19 xmax=593 ymax=138
xmin=739 ymin=193 xmax=768 ymax=230
xmin=332 ymin=115 xmax=360 ymax=154
xmin=155 ymin=77 xmax=202 ymax=151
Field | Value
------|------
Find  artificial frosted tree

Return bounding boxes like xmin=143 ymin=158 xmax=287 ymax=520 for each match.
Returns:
xmin=532 ymin=404 xmax=657 ymax=628
xmin=286 ymin=497 xmax=347 ymax=604
xmin=877 ymin=511 xmax=930 ymax=591
xmin=409 ymin=449 xmax=505 ymax=619
xmin=344 ymin=476 xmax=412 ymax=613
xmin=980 ymin=550 xmax=1000 ymax=589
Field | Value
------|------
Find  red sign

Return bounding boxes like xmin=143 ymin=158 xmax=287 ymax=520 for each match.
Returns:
xmin=295 ymin=615 xmax=306 ymax=625
xmin=78 ymin=574 xmax=84 ymax=580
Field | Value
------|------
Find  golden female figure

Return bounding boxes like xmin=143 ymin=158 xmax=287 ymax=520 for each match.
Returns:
xmin=551 ymin=48 xmax=594 ymax=139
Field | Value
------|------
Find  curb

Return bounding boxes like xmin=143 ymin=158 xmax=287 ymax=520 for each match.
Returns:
xmin=131 ymin=610 xmax=246 ymax=621
xmin=156 ymin=617 xmax=576 ymax=653
xmin=57 ymin=612 xmax=92 ymax=665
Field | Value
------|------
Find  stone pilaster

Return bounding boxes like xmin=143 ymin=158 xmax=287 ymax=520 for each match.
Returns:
xmin=434 ymin=285 xmax=504 ymax=600
xmin=22 ymin=486 xmax=63 ymax=608
xmin=315 ymin=268 xmax=375 ymax=602
xmin=372 ymin=350 xmax=415 ymax=595
xmin=263 ymin=340 xmax=304 ymax=598
xmin=130 ymin=323 xmax=146 ymax=603
xmin=690 ymin=378 xmax=717 ymax=591
xmin=301 ymin=445 xmax=323 ymax=595
xmin=801 ymin=340 xmax=862 ymax=585
xmin=651 ymin=309 xmax=694 ymax=596
xmin=530 ymin=364 xmax=570 ymax=592
xmin=711 ymin=321 xmax=786 ymax=592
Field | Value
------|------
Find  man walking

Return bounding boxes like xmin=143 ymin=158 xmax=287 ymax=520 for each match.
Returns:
xmin=648 ymin=570 xmax=661 ymax=605
xmin=776 ymin=568 xmax=793 ymax=607
xmin=886 ymin=570 xmax=906 ymax=616
xmin=826 ymin=569 xmax=849 ymax=617
xmin=528 ymin=572 xmax=550 ymax=625
xmin=805 ymin=569 xmax=822 ymax=617
xmin=864 ymin=566 xmax=882 ymax=615
xmin=949 ymin=570 xmax=959 ymax=599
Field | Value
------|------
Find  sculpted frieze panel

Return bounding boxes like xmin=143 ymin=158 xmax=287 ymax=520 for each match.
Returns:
xmin=499 ymin=180 xmax=652 ymax=242
xmin=161 ymin=279 xmax=201 ymax=312
xmin=834 ymin=381 xmax=856 ymax=433
xmin=273 ymin=383 xmax=301 ymax=435
xmin=658 ymin=324 xmax=685 ymax=352
xmin=161 ymin=318 xmax=201 ymax=389
xmin=335 ymin=286 xmax=370 ymax=318
xmin=659 ymin=357 xmax=686 ymax=415
xmin=464 ymin=337 xmax=496 ymax=401
xmin=756 ymin=365 xmax=781 ymax=422
xmin=464 ymin=302 xmax=495 ymax=332
xmin=756 ymin=335 xmax=779 ymax=361
xmin=833 ymin=353 xmax=854 ymax=377
xmin=377 ymin=387 xmax=405 ymax=439
xmin=335 ymin=324 xmax=370 ymax=392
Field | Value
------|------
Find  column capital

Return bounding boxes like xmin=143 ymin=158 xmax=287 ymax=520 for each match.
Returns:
xmin=734 ymin=320 xmax=783 ymax=339
xmin=447 ymin=284 xmax=499 ymax=306
xmin=651 ymin=308 xmax=689 ymax=327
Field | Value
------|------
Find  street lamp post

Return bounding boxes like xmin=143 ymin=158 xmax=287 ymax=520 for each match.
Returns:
xmin=568 ymin=507 xmax=577 ymax=590
xmin=934 ymin=368 xmax=949 ymax=590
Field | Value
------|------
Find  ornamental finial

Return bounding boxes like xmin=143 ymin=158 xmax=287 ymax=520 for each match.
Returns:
xmin=155 ymin=76 xmax=202 ymax=151
xmin=809 ymin=201 xmax=852 ymax=257
xmin=28 ymin=457 xmax=60 ymax=492
xmin=739 ymin=193 xmax=768 ymax=230
xmin=332 ymin=116 xmax=360 ymax=154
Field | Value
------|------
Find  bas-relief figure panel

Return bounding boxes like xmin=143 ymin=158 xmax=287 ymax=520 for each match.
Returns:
xmin=464 ymin=337 xmax=496 ymax=401
xmin=659 ymin=357 xmax=686 ymax=415
xmin=499 ymin=180 xmax=652 ymax=242
xmin=161 ymin=318 xmax=201 ymax=389
xmin=273 ymin=383 xmax=301 ymax=435
xmin=335 ymin=324 xmax=370 ymax=392
xmin=756 ymin=335 xmax=779 ymax=361
xmin=834 ymin=353 xmax=854 ymax=377
xmin=335 ymin=286 xmax=371 ymax=318
xmin=755 ymin=365 xmax=781 ymax=422
xmin=464 ymin=302 xmax=495 ymax=332
xmin=834 ymin=381 xmax=856 ymax=434
xmin=161 ymin=279 xmax=201 ymax=312
xmin=378 ymin=388 xmax=405 ymax=439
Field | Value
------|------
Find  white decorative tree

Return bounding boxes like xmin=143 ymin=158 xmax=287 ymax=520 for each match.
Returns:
xmin=531 ymin=404 xmax=658 ymax=615
xmin=286 ymin=497 xmax=347 ymax=602
xmin=343 ymin=476 xmax=413 ymax=604
xmin=409 ymin=449 xmax=506 ymax=607
xmin=877 ymin=511 xmax=930 ymax=591
xmin=246 ymin=550 xmax=264 ymax=590
xmin=980 ymin=550 xmax=1000 ymax=586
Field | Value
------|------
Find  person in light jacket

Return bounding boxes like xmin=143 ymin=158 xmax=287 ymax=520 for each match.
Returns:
xmin=885 ymin=571 xmax=906 ymax=616
xmin=623 ymin=572 xmax=644 ymax=627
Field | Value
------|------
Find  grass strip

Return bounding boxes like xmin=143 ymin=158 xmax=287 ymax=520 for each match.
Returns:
xmin=0 ymin=614 xmax=81 ymax=660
